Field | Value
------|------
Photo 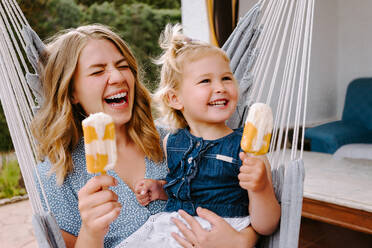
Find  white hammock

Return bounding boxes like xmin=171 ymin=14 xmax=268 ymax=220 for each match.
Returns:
xmin=0 ymin=0 xmax=314 ymax=247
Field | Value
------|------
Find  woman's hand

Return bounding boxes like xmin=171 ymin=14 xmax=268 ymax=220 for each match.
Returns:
xmin=75 ymin=175 xmax=121 ymax=247
xmin=171 ymin=207 xmax=258 ymax=248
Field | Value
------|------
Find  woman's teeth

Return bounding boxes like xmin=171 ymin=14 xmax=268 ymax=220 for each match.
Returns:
xmin=105 ymin=92 xmax=127 ymax=104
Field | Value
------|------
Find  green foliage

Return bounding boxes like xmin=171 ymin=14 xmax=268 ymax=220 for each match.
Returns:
xmin=77 ymin=0 xmax=181 ymax=9
xmin=116 ymin=4 xmax=180 ymax=91
xmin=114 ymin=0 xmax=181 ymax=9
xmin=0 ymin=106 xmax=13 ymax=152
xmin=18 ymin=0 xmax=82 ymax=40
xmin=0 ymin=159 xmax=26 ymax=199
xmin=41 ymin=0 xmax=83 ymax=39
xmin=82 ymin=2 xmax=117 ymax=25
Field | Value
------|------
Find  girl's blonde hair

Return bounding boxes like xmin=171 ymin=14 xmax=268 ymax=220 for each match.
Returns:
xmin=153 ymin=24 xmax=232 ymax=130
xmin=31 ymin=24 xmax=162 ymax=185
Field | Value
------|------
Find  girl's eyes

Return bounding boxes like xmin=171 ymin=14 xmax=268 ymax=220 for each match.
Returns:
xmin=199 ymin=79 xmax=210 ymax=84
xmin=198 ymin=76 xmax=233 ymax=84
xmin=91 ymin=70 xmax=104 ymax=76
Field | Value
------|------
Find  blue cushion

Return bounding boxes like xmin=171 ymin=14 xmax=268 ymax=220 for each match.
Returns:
xmin=305 ymin=121 xmax=372 ymax=154
xmin=342 ymin=78 xmax=372 ymax=129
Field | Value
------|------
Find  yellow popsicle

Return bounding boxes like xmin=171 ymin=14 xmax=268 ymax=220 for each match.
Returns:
xmin=82 ymin=112 xmax=117 ymax=174
xmin=241 ymin=103 xmax=273 ymax=155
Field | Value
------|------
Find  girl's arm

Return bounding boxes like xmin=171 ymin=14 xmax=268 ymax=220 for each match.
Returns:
xmin=172 ymin=208 xmax=259 ymax=248
xmin=134 ymin=179 xmax=168 ymax=206
xmin=239 ymin=152 xmax=281 ymax=235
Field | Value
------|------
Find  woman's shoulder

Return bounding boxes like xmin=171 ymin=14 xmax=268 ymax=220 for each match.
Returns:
xmin=155 ymin=124 xmax=170 ymax=140
xmin=36 ymin=138 xmax=89 ymax=188
xmin=71 ymin=138 xmax=89 ymax=174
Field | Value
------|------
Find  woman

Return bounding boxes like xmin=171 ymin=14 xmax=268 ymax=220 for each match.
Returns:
xmin=32 ymin=24 xmax=259 ymax=248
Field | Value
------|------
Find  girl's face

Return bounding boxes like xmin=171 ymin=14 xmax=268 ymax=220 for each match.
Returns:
xmin=174 ymin=53 xmax=238 ymax=128
xmin=72 ymin=39 xmax=135 ymax=128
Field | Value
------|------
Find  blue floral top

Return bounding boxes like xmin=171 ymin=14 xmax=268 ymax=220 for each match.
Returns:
xmin=36 ymin=128 xmax=168 ymax=247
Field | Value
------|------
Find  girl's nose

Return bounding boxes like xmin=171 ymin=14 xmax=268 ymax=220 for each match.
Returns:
xmin=107 ymin=68 xmax=124 ymax=84
xmin=214 ymin=80 xmax=226 ymax=93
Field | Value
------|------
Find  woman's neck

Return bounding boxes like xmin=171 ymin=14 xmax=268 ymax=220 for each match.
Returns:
xmin=115 ymin=124 xmax=133 ymax=147
xmin=188 ymin=122 xmax=233 ymax=140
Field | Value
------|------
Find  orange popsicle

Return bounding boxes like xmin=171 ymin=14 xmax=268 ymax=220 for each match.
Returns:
xmin=241 ymin=103 xmax=273 ymax=155
xmin=82 ymin=112 xmax=117 ymax=174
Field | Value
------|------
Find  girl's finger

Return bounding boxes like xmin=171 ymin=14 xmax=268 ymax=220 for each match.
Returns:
xmin=239 ymin=164 xmax=255 ymax=173
xmin=239 ymin=181 xmax=254 ymax=190
xmin=237 ymin=172 xmax=254 ymax=181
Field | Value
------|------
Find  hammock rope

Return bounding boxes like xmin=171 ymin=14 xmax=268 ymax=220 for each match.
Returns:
xmin=0 ymin=0 xmax=49 ymax=215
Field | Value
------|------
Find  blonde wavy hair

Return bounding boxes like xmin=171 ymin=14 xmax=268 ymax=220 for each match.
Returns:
xmin=153 ymin=24 xmax=233 ymax=130
xmin=31 ymin=24 xmax=162 ymax=185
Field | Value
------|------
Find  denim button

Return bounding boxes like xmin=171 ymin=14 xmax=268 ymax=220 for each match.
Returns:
xmin=196 ymin=142 xmax=200 ymax=147
xmin=188 ymin=157 xmax=193 ymax=164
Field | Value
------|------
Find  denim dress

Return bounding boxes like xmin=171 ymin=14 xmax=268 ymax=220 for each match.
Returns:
xmin=164 ymin=128 xmax=249 ymax=217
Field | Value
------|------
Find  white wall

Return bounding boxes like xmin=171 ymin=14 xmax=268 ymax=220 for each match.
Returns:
xmin=181 ymin=0 xmax=210 ymax=43
xmin=337 ymin=0 xmax=372 ymax=118
xmin=307 ymin=0 xmax=339 ymax=125
xmin=181 ymin=0 xmax=372 ymax=126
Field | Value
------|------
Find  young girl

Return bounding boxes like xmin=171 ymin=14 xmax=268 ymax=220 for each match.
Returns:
xmin=117 ymin=24 xmax=280 ymax=247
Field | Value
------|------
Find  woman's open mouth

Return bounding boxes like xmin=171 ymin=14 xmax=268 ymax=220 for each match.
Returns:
xmin=105 ymin=92 xmax=128 ymax=106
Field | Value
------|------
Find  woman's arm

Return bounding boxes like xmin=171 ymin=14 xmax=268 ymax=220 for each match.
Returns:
xmin=72 ymin=175 xmax=121 ymax=248
xmin=172 ymin=208 xmax=259 ymax=248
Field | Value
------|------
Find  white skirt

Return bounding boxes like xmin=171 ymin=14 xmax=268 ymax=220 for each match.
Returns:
xmin=116 ymin=212 xmax=250 ymax=248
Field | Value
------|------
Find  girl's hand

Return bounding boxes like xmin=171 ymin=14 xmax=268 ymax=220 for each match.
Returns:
xmin=134 ymin=179 xmax=168 ymax=206
xmin=238 ymin=152 xmax=281 ymax=235
xmin=76 ymin=175 xmax=121 ymax=246
xmin=172 ymin=207 xmax=257 ymax=248
xmin=238 ymin=152 xmax=269 ymax=192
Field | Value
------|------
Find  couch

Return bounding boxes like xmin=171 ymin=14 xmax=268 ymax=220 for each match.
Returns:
xmin=305 ymin=77 xmax=372 ymax=154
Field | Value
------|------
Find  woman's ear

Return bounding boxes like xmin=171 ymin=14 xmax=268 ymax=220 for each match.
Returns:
xmin=71 ymin=91 xmax=79 ymax=104
xmin=167 ymin=89 xmax=183 ymax=110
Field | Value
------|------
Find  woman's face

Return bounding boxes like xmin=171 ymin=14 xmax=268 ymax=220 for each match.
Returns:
xmin=72 ymin=39 xmax=135 ymax=128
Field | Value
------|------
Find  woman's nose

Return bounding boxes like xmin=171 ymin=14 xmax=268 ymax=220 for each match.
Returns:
xmin=107 ymin=68 xmax=124 ymax=84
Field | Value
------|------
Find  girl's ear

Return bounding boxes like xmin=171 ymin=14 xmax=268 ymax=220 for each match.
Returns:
xmin=167 ymin=89 xmax=183 ymax=110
